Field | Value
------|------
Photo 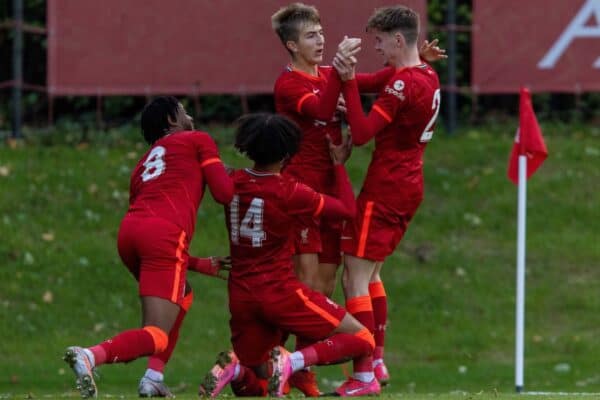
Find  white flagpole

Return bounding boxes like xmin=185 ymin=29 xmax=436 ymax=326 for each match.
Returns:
xmin=515 ymin=154 xmax=527 ymax=393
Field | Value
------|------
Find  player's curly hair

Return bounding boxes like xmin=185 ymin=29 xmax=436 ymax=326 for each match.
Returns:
xmin=367 ymin=5 xmax=420 ymax=46
xmin=140 ymin=96 xmax=179 ymax=145
xmin=234 ymin=113 xmax=300 ymax=167
xmin=271 ymin=3 xmax=320 ymax=46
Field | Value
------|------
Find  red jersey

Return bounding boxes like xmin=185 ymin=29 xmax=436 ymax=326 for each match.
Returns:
xmin=343 ymin=63 xmax=441 ymax=200
xmin=127 ymin=131 xmax=223 ymax=238
xmin=225 ymin=169 xmax=325 ymax=293
xmin=274 ymin=65 xmax=342 ymax=193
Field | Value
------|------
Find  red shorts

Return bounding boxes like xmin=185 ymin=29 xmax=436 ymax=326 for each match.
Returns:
xmin=292 ymin=215 xmax=342 ymax=265
xmin=229 ymin=281 xmax=346 ymax=367
xmin=341 ymin=195 xmax=422 ymax=261
xmin=117 ymin=215 xmax=189 ymax=306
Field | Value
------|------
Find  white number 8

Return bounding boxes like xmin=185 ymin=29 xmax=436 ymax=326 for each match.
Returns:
xmin=141 ymin=146 xmax=166 ymax=182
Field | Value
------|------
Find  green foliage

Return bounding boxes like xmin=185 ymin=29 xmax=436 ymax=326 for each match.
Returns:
xmin=0 ymin=124 xmax=599 ymax=397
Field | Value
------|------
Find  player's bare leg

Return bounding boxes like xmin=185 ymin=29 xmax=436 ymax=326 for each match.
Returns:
xmin=64 ymin=296 xmax=177 ymax=398
xmin=139 ymin=282 xmax=193 ymax=397
xmin=317 ymin=262 xmax=338 ymax=297
xmin=369 ymin=262 xmax=389 ymax=385
xmin=294 ymin=253 xmax=321 ymax=291
xmin=141 ymin=296 xmax=180 ymax=333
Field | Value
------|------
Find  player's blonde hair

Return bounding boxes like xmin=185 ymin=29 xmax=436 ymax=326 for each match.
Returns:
xmin=367 ymin=5 xmax=420 ymax=46
xmin=271 ymin=3 xmax=320 ymax=46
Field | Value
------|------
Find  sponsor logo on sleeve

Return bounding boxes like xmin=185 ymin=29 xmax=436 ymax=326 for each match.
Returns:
xmin=384 ymin=80 xmax=406 ymax=101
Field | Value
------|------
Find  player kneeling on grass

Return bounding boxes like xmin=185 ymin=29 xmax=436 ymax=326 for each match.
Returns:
xmin=63 ymin=96 xmax=233 ymax=398
xmin=197 ymin=113 xmax=378 ymax=398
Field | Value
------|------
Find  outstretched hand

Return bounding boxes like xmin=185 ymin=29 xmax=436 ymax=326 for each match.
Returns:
xmin=333 ymin=54 xmax=356 ymax=81
xmin=337 ymin=36 xmax=362 ymax=63
xmin=419 ymin=39 xmax=447 ymax=62
xmin=211 ymin=256 xmax=232 ymax=280
xmin=327 ymin=133 xmax=352 ymax=165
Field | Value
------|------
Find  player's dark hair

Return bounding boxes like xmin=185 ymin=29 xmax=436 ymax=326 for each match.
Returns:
xmin=140 ymin=96 xmax=179 ymax=145
xmin=367 ymin=5 xmax=420 ymax=46
xmin=271 ymin=3 xmax=320 ymax=50
xmin=234 ymin=113 xmax=300 ymax=167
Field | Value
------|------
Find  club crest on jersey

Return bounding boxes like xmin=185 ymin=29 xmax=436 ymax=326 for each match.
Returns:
xmin=393 ymin=80 xmax=405 ymax=91
xmin=300 ymin=228 xmax=309 ymax=244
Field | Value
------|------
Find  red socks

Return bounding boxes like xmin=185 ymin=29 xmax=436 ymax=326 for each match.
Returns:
xmin=300 ymin=329 xmax=374 ymax=366
xmin=369 ymin=282 xmax=387 ymax=360
xmin=89 ymin=326 xmax=168 ymax=365
xmin=346 ymin=296 xmax=374 ymax=373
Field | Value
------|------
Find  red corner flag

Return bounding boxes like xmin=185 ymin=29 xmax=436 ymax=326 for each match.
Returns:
xmin=507 ymin=87 xmax=548 ymax=184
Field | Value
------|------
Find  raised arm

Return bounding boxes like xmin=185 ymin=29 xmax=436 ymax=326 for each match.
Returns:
xmin=341 ymin=78 xmax=391 ymax=146
xmin=287 ymin=37 xmax=362 ymax=121
xmin=203 ymin=161 xmax=234 ymax=204
xmin=293 ymin=72 xmax=342 ymax=121
xmin=197 ymin=134 xmax=234 ymax=204
xmin=355 ymin=67 xmax=395 ymax=93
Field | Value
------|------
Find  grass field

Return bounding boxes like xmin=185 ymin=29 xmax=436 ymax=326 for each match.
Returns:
xmin=0 ymin=122 xmax=598 ymax=399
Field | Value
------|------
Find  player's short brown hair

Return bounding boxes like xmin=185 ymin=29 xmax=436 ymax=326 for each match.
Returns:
xmin=367 ymin=6 xmax=420 ymax=46
xmin=271 ymin=3 xmax=320 ymax=45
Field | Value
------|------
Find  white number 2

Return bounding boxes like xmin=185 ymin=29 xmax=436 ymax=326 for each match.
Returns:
xmin=230 ymin=195 xmax=266 ymax=247
xmin=419 ymin=88 xmax=441 ymax=143
xmin=141 ymin=146 xmax=166 ymax=182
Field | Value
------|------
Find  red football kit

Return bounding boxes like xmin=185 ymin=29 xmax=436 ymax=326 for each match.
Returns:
xmin=117 ymin=131 xmax=232 ymax=306
xmin=341 ymin=63 xmax=441 ymax=261
xmin=225 ymin=166 xmax=355 ymax=366
xmin=274 ymin=65 xmax=395 ymax=264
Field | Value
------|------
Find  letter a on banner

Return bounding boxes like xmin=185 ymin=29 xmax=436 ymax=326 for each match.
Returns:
xmin=538 ymin=0 xmax=600 ymax=69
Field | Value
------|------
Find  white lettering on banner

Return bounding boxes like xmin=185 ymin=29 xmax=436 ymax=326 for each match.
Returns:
xmin=538 ymin=0 xmax=600 ymax=69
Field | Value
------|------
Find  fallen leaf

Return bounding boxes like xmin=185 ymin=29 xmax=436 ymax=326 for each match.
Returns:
xmin=42 ymin=291 xmax=53 ymax=303
xmin=24 ymin=252 xmax=35 ymax=265
xmin=41 ymin=232 xmax=55 ymax=242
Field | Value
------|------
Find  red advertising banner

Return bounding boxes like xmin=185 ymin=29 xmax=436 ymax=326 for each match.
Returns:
xmin=47 ymin=0 xmax=426 ymax=96
xmin=472 ymin=0 xmax=600 ymax=93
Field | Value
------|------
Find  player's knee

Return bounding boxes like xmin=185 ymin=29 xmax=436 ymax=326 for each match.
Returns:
xmin=143 ymin=325 xmax=169 ymax=353
xmin=354 ymin=328 xmax=375 ymax=351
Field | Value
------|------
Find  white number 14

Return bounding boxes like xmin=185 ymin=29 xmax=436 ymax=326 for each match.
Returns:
xmin=230 ymin=195 xmax=266 ymax=247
